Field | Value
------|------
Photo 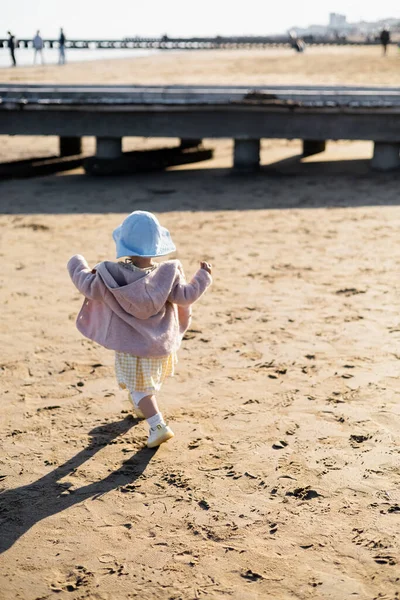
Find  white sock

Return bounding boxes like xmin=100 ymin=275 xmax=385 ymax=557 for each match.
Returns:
xmin=147 ymin=412 xmax=166 ymax=430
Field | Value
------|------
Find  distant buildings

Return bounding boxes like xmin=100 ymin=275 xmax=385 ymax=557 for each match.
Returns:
xmin=329 ymin=13 xmax=348 ymax=32
xmin=290 ymin=14 xmax=400 ymax=40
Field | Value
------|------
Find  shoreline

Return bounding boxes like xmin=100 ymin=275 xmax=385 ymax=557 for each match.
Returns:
xmin=0 ymin=47 xmax=161 ymax=69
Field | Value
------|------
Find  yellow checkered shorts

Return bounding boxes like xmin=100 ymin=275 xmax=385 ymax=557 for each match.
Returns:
xmin=115 ymin=352 xmax=177 ymax=393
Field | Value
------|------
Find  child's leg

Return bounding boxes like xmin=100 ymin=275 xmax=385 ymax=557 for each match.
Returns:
xmin=135 ymin=394 xmax=159 ymax=419
xmin=131 ymin=391 xmax=158 ymax=418
xmin=136 ymin=393 xmax=165 ymax=426
xmin=132 ymin=391 xmax=174 ymax=448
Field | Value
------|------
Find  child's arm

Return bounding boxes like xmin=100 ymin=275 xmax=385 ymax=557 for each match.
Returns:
xmin=67 ymin=254 xmax=105 ymax=300
xmin=168 ymin=262 xmax=212 ymax=306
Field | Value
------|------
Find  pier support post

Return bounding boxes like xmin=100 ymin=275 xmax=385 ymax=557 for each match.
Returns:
xmin=59 ymin=136 xmax=82 ymax=156
xmin=302 ymin=140 xmax=326 ymax=157
xmin=371 ymin=142 xmax=400 ymax=171
xmin=96 ymin=137 xmax=122 ymax=159
xmin=233 ymin=139 xmax=260 ymax=172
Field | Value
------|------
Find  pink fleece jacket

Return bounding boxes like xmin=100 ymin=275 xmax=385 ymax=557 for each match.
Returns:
xmin=67 ymin=255 xmax=212 ymax=357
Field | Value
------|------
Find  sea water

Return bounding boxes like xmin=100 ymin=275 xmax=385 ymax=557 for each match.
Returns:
xmin=0 ymin=47 xmax=159 ymax=68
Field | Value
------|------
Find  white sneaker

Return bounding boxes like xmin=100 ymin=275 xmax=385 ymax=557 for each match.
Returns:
xmin=147 ymin=424 xmax=174 ymax=448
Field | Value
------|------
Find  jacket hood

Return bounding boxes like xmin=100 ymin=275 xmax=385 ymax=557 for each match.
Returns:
xmin=96 ymin=260 xmax=179 ymax=320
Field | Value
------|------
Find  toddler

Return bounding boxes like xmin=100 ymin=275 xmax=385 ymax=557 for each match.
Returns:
xmin=67 ymin=211 xmax=212 ymax=448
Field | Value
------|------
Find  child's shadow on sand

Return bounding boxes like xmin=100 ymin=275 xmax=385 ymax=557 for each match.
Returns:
xmin=0 ymin=416 xmax=156 ymax=554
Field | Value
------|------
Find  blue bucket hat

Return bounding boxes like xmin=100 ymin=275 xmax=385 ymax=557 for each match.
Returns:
xmin=113 ymin=211 xmax=176 ymax=258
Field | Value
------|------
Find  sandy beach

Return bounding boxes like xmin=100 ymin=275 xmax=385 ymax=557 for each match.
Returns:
xmin=1 ymin=46 xmax=400 ymax=599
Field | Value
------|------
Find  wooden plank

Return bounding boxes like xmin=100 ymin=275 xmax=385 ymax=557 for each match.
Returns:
xmin=3 ymin=103 xmax=400 ymax=116
xmin=1 ymin=84 xmax=400 ymax=108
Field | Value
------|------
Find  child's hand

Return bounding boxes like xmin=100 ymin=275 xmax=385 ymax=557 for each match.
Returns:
xmin=200 ymin=261 xmax=212 ymax=274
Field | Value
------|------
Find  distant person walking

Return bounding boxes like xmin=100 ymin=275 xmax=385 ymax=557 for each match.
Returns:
xmin=293 ymin=38 xmax=306 ymax=53
xmin=33 ymin=30 xmax=44 ymax=65
xmin=380 ymin=27 xmax=390 ymax=56
xmin=59 ymin=28 xmax=66 ymax=64
xmin=7 ymin=31 xmax=17 ymax=67
xmin=288 ymin=30 xmax=305 ymax=53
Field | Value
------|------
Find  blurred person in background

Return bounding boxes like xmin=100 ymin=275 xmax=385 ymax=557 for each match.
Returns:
xmin=59 ymin=27 xmax=66 ymax=64
xmin=380 ymin=27 xmax=390 ymax=56
xmin=289 ymin=30 xmax=306 ymax=53
xmin=7 ymin=31 xmax=17 ymax=67
xmin=33 ymin=30 xmax=45 ymax=65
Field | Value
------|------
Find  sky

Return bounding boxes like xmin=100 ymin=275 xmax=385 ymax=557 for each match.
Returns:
xmin=2 ymin=0 xmax=399 ymax=39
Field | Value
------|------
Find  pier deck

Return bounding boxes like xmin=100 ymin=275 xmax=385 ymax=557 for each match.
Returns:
xmin=1 ymin=84 xmax=400 ymax=172
xmin=0 ymin=37 xmax=386 ymax=50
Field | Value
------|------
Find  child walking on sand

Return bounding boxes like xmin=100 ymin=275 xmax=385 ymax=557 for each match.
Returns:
xmin=67 ymin=211 xmax=212 ymax=448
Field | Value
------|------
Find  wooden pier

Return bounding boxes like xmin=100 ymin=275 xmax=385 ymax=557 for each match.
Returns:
xmin=1 ymin=84 xmax=400 ymax=174
xmin=0 ymin=36 xmax=386 ymax=51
